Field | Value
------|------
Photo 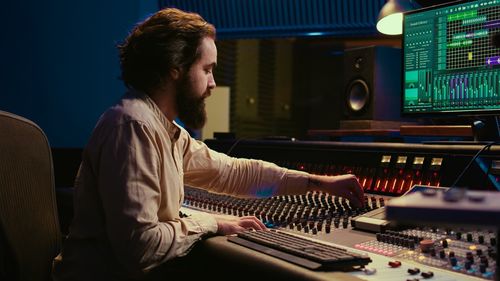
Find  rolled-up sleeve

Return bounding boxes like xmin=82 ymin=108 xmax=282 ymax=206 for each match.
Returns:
xmin=181 ymin=135 xmax=310 ymax=197
xmin=97 ymin=121 xmax=217 ymax=273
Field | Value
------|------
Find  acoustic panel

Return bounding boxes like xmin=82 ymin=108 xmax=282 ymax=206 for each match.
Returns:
xmin=159 ymin=0 xmax=385 ymax=39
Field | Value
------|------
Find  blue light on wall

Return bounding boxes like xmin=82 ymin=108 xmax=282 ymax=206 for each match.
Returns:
xmin=0 ymin=0 xmax=158 ymax=148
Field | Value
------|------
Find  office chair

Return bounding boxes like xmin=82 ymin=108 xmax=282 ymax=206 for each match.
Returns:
xmin=0 ymin=110 xmax=62 ymax=281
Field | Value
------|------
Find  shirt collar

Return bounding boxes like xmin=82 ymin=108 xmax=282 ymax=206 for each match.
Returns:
xmin=128 ymin=89 xmax=181 ymax=141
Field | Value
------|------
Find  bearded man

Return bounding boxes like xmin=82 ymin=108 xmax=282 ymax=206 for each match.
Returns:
xmin=52 ymin=8 xmax=363 ymax=281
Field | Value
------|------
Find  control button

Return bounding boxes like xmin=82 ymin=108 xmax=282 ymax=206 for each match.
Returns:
xmin=464 ymin=260 xmax=473 ymax=270
xmin=388 ymin=261 xmax=402 ymax=268
xmin=480 ymin=255 xmax=489 ymax=267
xmin=443 ymin=188 xmax=466 ymax=202
xmin=439 ymin=249 xmax=446 ymax=259
xmin=421 ymin=188 xmax=437 ymax=196
xmin=420 ymin=239 xmax=434 ymax=253
xmin=407 ymin=268 xmax=421 ymax=275
xmin=441 ymin=239 xmax=448 ymax=248
xmin=466 ymin=233 xmax=473 ymax=242
xmin=430 ymin=248 xmax=436 ymax=257
xmin=466 ymin=251 xmax=474 ymax=262
xmin=478 ymin=235 xmax=485 ymax=244
xmin=479 ymin=263 xmax=487 ymax=273
xmin=421 ymin=271 xmax=434 ymax=279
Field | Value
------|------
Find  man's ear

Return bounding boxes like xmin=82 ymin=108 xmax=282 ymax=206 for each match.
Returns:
xmin=170 ymin=68 xmax=181 ymax=80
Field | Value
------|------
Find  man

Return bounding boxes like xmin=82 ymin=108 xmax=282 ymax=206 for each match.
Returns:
xmin=53 ymin=8 xmax=364 ymax=281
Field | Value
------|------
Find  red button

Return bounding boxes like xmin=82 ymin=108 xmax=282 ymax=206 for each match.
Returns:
xmin=388 ymin=261 xmax=402 ymax=268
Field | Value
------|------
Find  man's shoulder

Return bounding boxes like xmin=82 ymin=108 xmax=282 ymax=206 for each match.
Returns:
xmin=101 ymin=96 xmax=154 ymax=126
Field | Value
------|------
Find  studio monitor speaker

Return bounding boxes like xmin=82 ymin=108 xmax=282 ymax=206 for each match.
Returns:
xmin=342 ymin=46 xmax=402 ymax=121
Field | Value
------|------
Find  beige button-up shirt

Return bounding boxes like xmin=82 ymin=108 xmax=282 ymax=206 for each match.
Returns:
xmin=54 ymin=91 xmax=310 ymax=280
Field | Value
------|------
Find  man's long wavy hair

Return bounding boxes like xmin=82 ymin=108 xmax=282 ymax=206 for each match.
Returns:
xmin=118 ymin=8 xmax=216 ymax=93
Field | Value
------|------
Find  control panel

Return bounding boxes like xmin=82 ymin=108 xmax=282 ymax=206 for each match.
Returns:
xmin=186 ymin=139 xmax=500 ymax=280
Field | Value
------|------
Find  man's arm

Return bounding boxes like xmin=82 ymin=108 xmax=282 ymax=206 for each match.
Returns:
xmin=96 ymin=121 xmax=217 ymax=274
xmin=182 ymin=135 xmax=364 ymax=207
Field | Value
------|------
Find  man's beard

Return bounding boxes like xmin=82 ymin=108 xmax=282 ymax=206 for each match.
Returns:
xmin=176 ymin=76 xmax=207 ymax=130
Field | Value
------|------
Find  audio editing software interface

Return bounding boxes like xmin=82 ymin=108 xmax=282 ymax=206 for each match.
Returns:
xmin=403 ymin=0 xmax=500 ymax=114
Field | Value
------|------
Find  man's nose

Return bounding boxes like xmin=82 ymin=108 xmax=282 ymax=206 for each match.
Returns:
xmin=208 ymin=75 xmax=216 ymax=90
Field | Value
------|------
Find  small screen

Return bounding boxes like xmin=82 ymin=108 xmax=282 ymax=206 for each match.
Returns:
xmin=402 ymin=0 xmax=500 ymax=115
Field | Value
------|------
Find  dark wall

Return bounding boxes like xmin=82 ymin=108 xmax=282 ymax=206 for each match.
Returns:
xmin=0 ymin=0 xmax=157 ymax=147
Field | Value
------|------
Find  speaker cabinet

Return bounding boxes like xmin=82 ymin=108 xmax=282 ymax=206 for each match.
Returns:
xmin=342 ymin=46 xmax=402 ymax=121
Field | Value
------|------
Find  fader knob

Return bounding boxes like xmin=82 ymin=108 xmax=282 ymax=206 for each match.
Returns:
xmin=312 ymin=227 xmax=318 ymax=235
xmin=479 ymin=263 xmax=487 ymax=273
xmin=430 ymin=248 xmax=436 ymax=257
xmin=439 ymin=250 xmax=445 ymax=259
xmin=478 ymin=235 xmax=485 ymax=244
xmin=464 ymin=260 xmax=472 ymax=270
xmin=342 ymin=220 xmax=349 ymax=228
xmin=480 ymin=255 xmax=489 ymax=267
xmin=466 ymin=233 xmax=473 ymax=242
xmin=441 ymin=239 xmax=448 ymax=248
xmin=334 ymin=220 xmax=340 ymax=228
xmin=466 ymin=251 xmax=474 ymax=262
xmin=450 ymin=257 xmax=458 ymax=266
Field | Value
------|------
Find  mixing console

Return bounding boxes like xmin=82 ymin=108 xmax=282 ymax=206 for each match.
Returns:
xmin=184 ymin=187 xmax=388 ymax=234
xmin=183 ymin=186 xmax=498 ymax=280
xmin=190 ymin=139 xmax=500 ymax=280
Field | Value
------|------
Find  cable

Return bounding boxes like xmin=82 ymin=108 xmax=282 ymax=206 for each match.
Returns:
xmin=226 ymin=137 xmax=248 ymax=156
xmin=449 ymin=141 xmax=497 ymax=188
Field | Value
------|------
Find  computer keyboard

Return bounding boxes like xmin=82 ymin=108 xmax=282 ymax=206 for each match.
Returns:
xmin=227 ymin=229 xmax=372 ymax=270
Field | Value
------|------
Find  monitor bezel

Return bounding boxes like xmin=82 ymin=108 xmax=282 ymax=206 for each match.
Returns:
xmin=401 ymin=0 xmax=500 ymax=118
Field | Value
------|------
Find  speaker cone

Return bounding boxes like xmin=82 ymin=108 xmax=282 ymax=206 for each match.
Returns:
xmin=346 ymin=79 xmax=370 ymax=114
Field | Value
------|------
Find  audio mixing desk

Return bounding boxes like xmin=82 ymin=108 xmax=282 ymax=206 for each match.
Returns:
xmin=180 ymin=186 xmax=497 ymax=281
xmin=175 ymin=139 xmax=500 ymax=280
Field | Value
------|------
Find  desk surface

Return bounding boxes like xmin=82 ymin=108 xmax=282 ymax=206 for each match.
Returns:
xmin=184 ymin=235 xmax=485 ymax=281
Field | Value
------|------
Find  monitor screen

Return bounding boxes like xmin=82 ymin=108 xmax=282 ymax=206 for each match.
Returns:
xmin=402 ymin=0 xmax=500 ymax=115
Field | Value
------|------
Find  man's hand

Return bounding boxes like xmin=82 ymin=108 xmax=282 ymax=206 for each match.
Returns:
xmin=308 ymin=174 xmax=364 ymax=208
xmin=213 ymin=214 xmax=267 ymax=235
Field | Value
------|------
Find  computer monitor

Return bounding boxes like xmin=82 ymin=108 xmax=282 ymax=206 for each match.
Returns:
xmin=402 ymin=0 xmax=500 ymax=116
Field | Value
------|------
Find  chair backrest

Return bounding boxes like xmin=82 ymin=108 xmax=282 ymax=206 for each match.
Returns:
xmin=0 ymin=110 xmax=61 ymax=281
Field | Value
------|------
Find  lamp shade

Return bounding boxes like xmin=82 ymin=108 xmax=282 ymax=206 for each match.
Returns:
xmin=377 ymin=0 xmax=419 ymax=35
